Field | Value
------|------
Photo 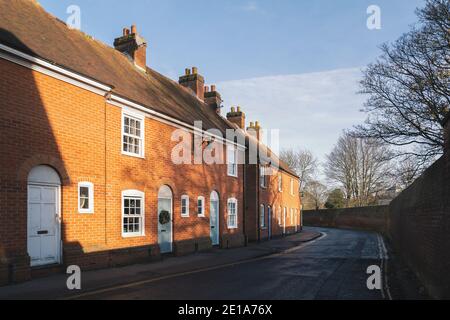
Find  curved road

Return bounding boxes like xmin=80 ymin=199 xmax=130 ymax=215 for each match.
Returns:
xmin=78 ymin=228 xmax=389 ymax=300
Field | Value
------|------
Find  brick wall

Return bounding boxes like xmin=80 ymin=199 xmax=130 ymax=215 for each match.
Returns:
xmin=245 ymin=165 xmax=302 ymax=242
xmin=303 ymin=206 xmax=389 ymax=234
xmin=0 ymin=57 xmax=245 ymax=284
xmin=387 ymin=116 xmax=450 ymax=299
xmin=303 ymin=117 xmax=450 ymax=299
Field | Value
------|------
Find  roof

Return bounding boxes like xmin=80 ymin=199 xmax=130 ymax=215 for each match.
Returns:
xmin=0 ymin=0 xmax=230 ymax=134
xmin=0 ymin=0 xmax=299 ymax=178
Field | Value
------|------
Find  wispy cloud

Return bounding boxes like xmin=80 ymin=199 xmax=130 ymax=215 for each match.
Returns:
xmin=217 ymin=68 xmax=367 ymax=164
xmin=241 ymin=1 xmax=261 ymax=12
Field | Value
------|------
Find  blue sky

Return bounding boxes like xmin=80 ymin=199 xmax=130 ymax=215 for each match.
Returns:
xmin=39 ymin=0 xmax=425 ymax=164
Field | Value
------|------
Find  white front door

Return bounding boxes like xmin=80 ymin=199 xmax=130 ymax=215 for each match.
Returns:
xmin=27 ymin=185 xmax=61 ymax=267
xmin=283 ymin=208 xmax=287 ymax=235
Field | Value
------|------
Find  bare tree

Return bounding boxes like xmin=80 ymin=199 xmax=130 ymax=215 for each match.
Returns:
xmin=390 ymin=156 xmax=423 ymax=190
xmin=280 ymin=148 xmax=318 ymax=190
xmin=354 ymin=0 xmax=450 ymax=170
xmin=325 ymin=132 xmax=393 ymax=207
xmin=303 ymin=180 xmax=328 ymax=210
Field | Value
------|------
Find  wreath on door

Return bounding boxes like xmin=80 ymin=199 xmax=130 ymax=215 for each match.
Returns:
xmin=159 ymin=210 xmax=171 ymax=225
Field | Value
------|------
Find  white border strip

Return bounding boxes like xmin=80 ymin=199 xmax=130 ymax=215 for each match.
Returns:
xmin=0 ymin=43 xmax=112 ymax=92
xmin=110 ymin=95 xmax=246 ymax=149
xmin=0 ymin=43 xmax=246 ymax=150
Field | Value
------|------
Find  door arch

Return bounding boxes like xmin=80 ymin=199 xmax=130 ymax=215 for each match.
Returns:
xmin=158 ymin=185 xmax=173 ymax=254
xmin=27 ymin=165 xmax=62 ymax=267
xmin=210 ymin=191 xmax=220 ymax=246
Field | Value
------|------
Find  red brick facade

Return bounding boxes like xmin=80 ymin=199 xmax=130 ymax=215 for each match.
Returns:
xmin=245 ymin=164 xmax=302 ymax=242
xmin=0 ymin=1 xmax=301 ymax=285
xmin=0 ymin=56 xmax=245 ymax=284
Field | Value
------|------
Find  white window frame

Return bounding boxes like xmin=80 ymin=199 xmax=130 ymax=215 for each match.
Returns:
xmin=227 ymin=145 xmax=238 ymax=177
xmin=278 ymin=206 xmax=282 ymax=226
xmin=278 ymin=174 xmax=283 ymax=192
xmin=260 ymin=205 xmax=266 ymax=228
xmin=197 ymin=196 xmax=206 ymax=217
xmin=290 ymin=179 xmax=295 ymax=195
xmin=121 ymin=110 xmax=145 ymax=158
xmin=181 ymin=195 xmax=190 ymax=217
xmin=78 ymin=182 xmax=94 ymax=214
xmin=260 ymin=166 xmax=267 ymax=188
xmin=227 ymin=198 xmax=238 ymax=229
xmin=121 ymin=190 xmax=145 ymax=238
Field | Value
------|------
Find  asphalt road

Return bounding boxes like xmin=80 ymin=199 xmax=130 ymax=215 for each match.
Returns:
xmin=77 ymin=228 xmax=388 ymax=300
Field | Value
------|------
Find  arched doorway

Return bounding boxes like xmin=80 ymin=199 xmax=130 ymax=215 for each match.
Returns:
xmin=27 ymin=165 xmax=62 ymax=267
xmin=158 ymin=185 xmax=173 ymax=254
xmin=210 ymin=191 xmax=220 ymax=246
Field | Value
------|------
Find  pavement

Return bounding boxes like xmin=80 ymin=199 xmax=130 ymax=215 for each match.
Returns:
xmin=0 ymin=229 xmax=322 ymax=300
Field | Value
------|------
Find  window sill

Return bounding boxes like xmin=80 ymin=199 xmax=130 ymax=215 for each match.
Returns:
xmin=78 ymin=210 xmax=94 ymax=215
xmin=122 ymin=233 xmax=145 ymax=238
xmin=198 ymin=214 xmax=206 ymax=218
xmin=227 ymin=173 xmax=239 ymax=179
xmin=181 ymin=214 xmax=190 ymax=218
xmin=228 ymin=226 xmax=238 ymax=230
xmin=121 ymin=151 xmax=145 ymax=159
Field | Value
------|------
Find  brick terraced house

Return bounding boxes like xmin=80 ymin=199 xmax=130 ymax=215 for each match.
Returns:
xmin=226 ymin=108 xmax=302 ymax=242
xmin=0 ymin=0 xmax=301 ymax=285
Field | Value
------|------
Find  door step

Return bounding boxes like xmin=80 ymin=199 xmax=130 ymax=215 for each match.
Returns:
xmin=31 ymin=264 xmax=64 ymax=279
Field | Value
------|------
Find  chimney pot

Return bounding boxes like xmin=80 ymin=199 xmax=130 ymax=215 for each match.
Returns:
xmin=250 ymin=122 xmax=254 ymax=128
xmin=114 ymin=25 xmax=148 ymax=70
xmin=204 ymin=86 xmax=210 ymax=93
xmin=179 ymin=67 xmax=205 ymax=101
xmin=211 ymin=85 xmax=216 ymax=92
xmin=227 ymin=107 xmax=246 ymax=129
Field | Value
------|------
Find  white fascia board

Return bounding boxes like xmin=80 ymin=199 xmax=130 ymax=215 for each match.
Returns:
xmin=0 ymin=43 xmax=112 ymax=94
xmin=110 ymin=94 xmax=246 ymax=150
xmin=0 ymin=43 xmax=246 ymax=150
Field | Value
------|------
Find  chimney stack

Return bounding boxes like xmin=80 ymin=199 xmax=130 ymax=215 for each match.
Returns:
xmin=227 ymin=106 xmax=246 ymax=129
xmin=114 ymin=24 xmax=148 ymax=71
xmin=179 ymin=67 xmax=205 ymax=101
xmin=247 ymin=120 xmax=262 ymax=141
xmin=204 ymin=84 xmax=223 ymax=114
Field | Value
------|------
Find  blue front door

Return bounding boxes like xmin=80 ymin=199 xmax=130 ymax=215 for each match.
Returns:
xmin=210 ymin=200 xmax=219 ymax=245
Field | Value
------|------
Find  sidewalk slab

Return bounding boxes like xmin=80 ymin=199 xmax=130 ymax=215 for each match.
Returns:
xmin=0 ymin=230 xmax=321 ymax=300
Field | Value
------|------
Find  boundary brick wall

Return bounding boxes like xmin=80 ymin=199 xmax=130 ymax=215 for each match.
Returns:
xmin=303 ymin=206 xmax=389 ymax=234
xmin=304 ymin=117 xmax=450 ymax=299
xmin=389 ymin=156 xmax=450 ymax=299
